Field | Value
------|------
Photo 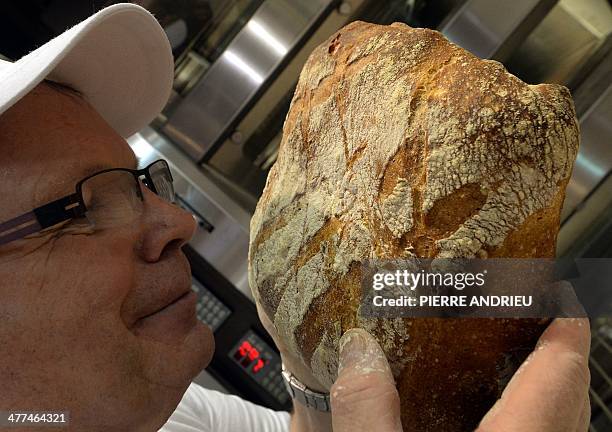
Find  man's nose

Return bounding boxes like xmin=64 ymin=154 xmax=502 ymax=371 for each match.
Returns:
xmin=139 ymin=186 xmax=197 ymax=263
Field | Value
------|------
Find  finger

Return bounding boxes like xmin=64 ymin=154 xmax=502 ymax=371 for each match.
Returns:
xmin=576 ymin=394 xmax=591 ymax=432
xmin=331 ymin=328 xmax=402 ymax=432
xmin=478 ymin=318 xmax=591 ymax=432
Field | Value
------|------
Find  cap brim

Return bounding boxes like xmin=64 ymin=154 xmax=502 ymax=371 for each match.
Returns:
xmin=0 ymin=3 xmax=173 ymax=138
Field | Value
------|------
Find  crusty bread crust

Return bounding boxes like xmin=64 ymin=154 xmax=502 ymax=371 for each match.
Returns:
xmin=249 ymin=21 xmax=579 ymax=431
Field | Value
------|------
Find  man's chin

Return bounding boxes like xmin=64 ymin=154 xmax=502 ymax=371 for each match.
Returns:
xmin=138 ymin=320 xmax=215 ymax=390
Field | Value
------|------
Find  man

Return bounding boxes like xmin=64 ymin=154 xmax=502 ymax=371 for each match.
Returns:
xmin=0 ymin=4 xmax=591 ymax=432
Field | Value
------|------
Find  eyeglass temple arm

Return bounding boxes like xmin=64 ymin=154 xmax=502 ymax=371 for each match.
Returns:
xmin=0 ymin=194 xmax=82 ymax=246
xmin=0 ymin=211 xmax=42 ymax=245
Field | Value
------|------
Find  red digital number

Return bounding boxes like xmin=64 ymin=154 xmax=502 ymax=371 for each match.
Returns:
xmin=248 ymin=347 xmax=259 ymax=361
xmin=235 ymin=339 xmax=268 ymax=374
xmin=253 ymin=359 xmax=265 ymax=373
xmin=238 ymin=341 xmax=252 ymax=356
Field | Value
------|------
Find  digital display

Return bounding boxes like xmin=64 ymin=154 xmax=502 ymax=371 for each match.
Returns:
xmin=228 ymin=330 xmax=289 ymax=404
xmin=235 ymin=340 xmax=267 ymax=373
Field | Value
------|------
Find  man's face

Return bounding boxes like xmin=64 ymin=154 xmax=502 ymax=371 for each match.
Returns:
xmin=0 ymin=83 xmax=214 ymax=431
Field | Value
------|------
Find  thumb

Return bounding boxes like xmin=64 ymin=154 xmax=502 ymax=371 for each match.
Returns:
xmin=477 ymin=318 xmax=591 ymax=432
xmin=330 ymin=328 xmax=403 ymax=432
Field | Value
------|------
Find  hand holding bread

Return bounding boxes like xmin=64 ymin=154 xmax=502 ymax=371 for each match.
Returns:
xmin=329 ymin=320 xmax=590 ymax=432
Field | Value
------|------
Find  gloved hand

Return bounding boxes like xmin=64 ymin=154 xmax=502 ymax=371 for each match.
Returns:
xmin=331 ymin=319 xmax=591 ymax=432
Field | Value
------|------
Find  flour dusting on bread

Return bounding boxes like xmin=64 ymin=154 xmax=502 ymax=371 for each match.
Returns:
xmin=249 ymin=21 xmax=579 ymax=431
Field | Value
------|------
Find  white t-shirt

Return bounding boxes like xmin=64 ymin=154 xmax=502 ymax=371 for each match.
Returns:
xmin=159 ymin=383 xmax=291 ymax=432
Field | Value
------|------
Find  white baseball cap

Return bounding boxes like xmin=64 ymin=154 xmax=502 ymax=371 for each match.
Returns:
xmin=0 ymin=3 xmax=173 ymax=138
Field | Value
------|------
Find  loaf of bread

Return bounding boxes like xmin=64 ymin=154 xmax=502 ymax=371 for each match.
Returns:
xmin=248 ymin=21 xmax=579 ymax=431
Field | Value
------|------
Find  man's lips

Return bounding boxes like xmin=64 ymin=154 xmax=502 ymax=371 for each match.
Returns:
xmin=132 ymin=289 xmax=199 ymax=342
xmin=138 ymin=287 xmax=192 ymax=320
xmin=130 ymin=272 xmax=194 ymax=324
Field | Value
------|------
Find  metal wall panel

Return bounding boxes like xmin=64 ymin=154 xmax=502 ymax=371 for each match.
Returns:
xmin=164 ymin=0 xmax=334 ymax=160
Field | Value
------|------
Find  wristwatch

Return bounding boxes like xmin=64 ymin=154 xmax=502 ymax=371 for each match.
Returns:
xmin=281 ymin=363 xmax=331 ymax=412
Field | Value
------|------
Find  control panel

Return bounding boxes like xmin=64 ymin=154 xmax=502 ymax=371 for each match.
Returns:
xmin=191 ymin=278 xmax=231 ymax=332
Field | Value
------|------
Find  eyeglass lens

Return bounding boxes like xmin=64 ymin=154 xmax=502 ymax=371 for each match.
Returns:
xmin=148 ymin=161 xmax=175 ymax=203
xmin=80 ymin=161 xmax=175 ymax=229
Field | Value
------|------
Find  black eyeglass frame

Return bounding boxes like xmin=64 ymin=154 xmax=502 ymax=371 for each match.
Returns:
xmin=0 ymin=159 xmax=173 ymax=246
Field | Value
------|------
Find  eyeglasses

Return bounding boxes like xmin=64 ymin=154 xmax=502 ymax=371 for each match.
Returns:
xmin=0 ymin=159 xmax=175 ymax=246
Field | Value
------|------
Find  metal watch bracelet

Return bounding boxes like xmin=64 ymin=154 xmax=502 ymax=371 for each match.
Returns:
xmin=281 ymin=364 xmax=331 ymax=412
